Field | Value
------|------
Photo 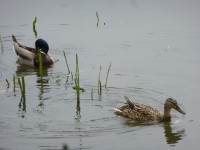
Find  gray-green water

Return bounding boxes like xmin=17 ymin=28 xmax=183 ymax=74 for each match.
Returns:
xmin=0 ymin=0 xmax=200 ymax=149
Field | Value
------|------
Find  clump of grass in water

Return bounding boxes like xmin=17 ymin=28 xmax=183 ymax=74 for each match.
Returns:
xmin=33 ymin=17 xmax=37 ymax=38
xmin=18 ymin=76 xmax=26 ymax=96
xmin=105 ymin=62 xmax=111 ymax=89
xmin=98 ymin=65 xmax=102 ymax=95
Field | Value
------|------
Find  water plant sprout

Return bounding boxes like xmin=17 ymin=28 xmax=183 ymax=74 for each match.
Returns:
xmin=74 ymin=54 xmax=80 ymax=110
xmin=37 ymin=48 xmax=43 ymax=80
xmin=13 ymin=75 xmax=16 ymax=92
xmin=33 ymin=17 xmax=37 ymax=37
xmin=105 ymin=62 xmax=111 ymax=88
xmin=63 ymin=50 xmax=70 ymax=74
xmin=96 ymin=11 xmax=99 ymax=27
xmin=98 ymin=65 xmax=102 ymax=95
xmin=18 ymin=76 xmax=25 ymax=96
xmin=0 ymin=34 xmax=4 ymax=52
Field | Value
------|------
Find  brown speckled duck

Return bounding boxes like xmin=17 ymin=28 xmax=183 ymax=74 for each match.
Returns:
xmin=115 ymin=96 xmax=185 ymax=122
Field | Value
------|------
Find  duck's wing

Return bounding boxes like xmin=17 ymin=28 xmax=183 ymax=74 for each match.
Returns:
xmin=114 ymin=96 xmax=135 ymax=116
xmin=124 ymin=96 xmax=163 ymax=122
xmin=12 ymin=35 xmax=35 ymax=62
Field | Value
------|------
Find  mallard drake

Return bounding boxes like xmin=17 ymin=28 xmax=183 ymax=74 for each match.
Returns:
xmin=115 ymin=96 xmax=185 ymax=122
xmin=12 ymin=35 xmax=54 ymax=66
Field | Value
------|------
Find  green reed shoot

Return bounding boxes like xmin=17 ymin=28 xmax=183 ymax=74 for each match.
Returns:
xmin=18 ymin=76 xmax=25 ymax=96
xmin=98 ymin=65 xmax=102 ymax=95
xmin=63 ymin=51 xmax=70 ymax=74
xmin=73 ymin=54 xmax=85 ymax=100
xmin=75 ymin=53 xmax=80 ymax=100
xmin=91 ymin=88 xmax=94 ymax=100
xmin=0 ymin=34 xmax=3 ymax=52
xmin=105 ymin=62 xmax=111 ymax=88
xmin=13 ymin=75 xmax=16 ymax=92
xmin=33 ymin=17 xmax=38 ymax=37
xmin=96 ymin=11 xmax=99 ymax=27
xmin=37 ymin=48 xmax=43 ymax=80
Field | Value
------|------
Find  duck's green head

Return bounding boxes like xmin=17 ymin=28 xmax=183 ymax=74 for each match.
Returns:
xmin=35 ymin=39 xmax=49 ymax=54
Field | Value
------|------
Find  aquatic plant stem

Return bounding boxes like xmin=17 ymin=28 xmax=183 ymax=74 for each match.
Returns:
xmin=96 ymin=11 xmax=99 ymax=27
xmin=98 ymin=65 xmax=102 ymax=95
xmin=37 ymin=48 xmax=43 ymax=80
xmin=63 ymin=51 xmax=70 ymax=74
xmin=0 ymin=34 xmax=3 ymax=52
xmin=18 ymin=76 xmax=25 ymax=96
xmin=75 ymin=53 xmax=80 ymax=101
xmin=6 ymin=79 xmax=9 ymax=88
xmin=13 ymin=75 xmax=16 ymax=92
xmin=105 ymin=62 xmax=111 ymax=88
xmin=18 ymin=78 xmax=22 ymax=94
xmin=33 ymin=17 xmax=37 ymax=37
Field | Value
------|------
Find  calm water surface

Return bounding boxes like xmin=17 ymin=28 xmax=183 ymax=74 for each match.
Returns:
xmin=0 ymin=0 xmax=200 ymax=149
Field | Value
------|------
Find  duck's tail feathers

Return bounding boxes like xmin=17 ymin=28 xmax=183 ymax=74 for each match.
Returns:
xmin=12 ymin=35 xmax=35 ymax=62
xmin=114 ymin=107 xmax=124 ymax=116
xmin=12 ymin=35 xmax=17 ymax=43
xmin=124 ymin=96 xmax=135 ymax=110
xmin=114 ymin=107 xmax=122 ymax=112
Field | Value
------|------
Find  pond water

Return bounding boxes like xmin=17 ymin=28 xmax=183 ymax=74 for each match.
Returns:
xmin=0 ymin=0 xmax=200 ymax=149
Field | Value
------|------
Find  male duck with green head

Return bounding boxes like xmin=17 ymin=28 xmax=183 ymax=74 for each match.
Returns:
xmin=12 ymin=35 xmax=54 ymax=66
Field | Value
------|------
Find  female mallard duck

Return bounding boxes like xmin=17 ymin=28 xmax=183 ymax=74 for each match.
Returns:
xmin=12 ymin=35 xmax=54 ymax=66
xmin=115 ymin=96 xmax=185 ymax=122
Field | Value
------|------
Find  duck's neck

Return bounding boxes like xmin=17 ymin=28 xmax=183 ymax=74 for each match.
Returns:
xmin=162 ymin=105 xmax=171 ymax=122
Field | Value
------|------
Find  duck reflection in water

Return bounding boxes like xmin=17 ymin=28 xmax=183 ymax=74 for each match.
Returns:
xmin=18 ymin=96 xmax=26 ymax=118
xmin=15 ymin=63 xmax=52 ymax=78
xmin=15 ymin=64 xmax=53 ymax=116
xmin=125 ymin=119 xmax=185 ymax=146
xmin=164 ymin=122 xmax=185 ymax=146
